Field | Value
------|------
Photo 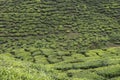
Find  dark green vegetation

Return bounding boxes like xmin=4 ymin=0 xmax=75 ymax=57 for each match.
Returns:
xmin=0 ymin=0 xmax=120 ymax=80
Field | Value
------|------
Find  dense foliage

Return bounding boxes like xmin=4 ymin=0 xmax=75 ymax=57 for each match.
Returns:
xmin=0 ymin=0 xmax=120 ymax=80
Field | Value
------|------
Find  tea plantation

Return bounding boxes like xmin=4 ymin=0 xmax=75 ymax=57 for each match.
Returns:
xmin=0 ymin=0 xmax=120 ymax=80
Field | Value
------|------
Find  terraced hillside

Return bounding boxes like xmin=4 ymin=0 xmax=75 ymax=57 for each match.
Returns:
xmin=0 ymin=0 xmax=120 ymax=80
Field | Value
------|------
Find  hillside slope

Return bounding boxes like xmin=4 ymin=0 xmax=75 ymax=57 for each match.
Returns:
xmin=0 ymin=0 xmax=120 ymax=80
xmin=0 ymin=0 xmax=120 ymax=50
